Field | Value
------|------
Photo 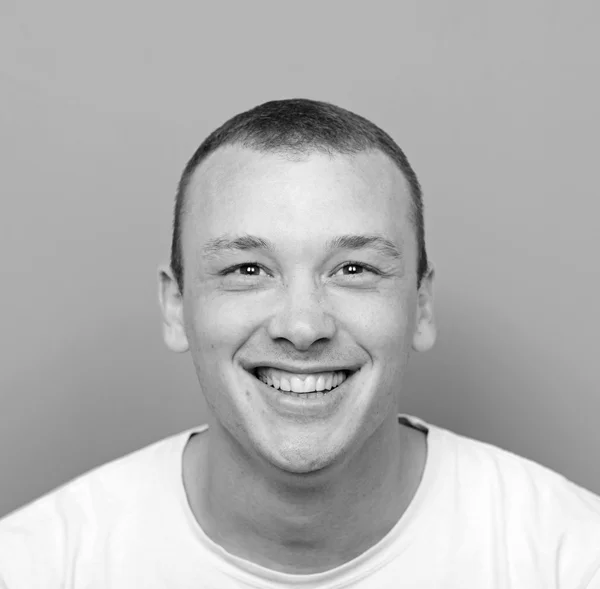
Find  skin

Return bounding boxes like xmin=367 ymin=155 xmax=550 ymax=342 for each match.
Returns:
xmin=157 ymin=145 xmax=437 ymax=574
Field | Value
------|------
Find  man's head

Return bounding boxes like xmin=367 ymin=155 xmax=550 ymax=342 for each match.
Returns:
xmin=158 ymin=98 xmax=436 ymax=475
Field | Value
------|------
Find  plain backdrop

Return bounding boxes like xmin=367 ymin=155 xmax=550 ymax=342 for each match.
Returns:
xmin=1 ymin=0 xmax=599 ymax=518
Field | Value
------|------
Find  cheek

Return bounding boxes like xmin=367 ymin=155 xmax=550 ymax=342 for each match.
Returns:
xmin=343 ymin=291 xmax=410 ymax=345
xmin=189 ymin=296 xmax=252 ymax=353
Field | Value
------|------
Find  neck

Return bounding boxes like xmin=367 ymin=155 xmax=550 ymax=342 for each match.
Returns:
xmin=183 ymin=413 xmax=426 ymax=574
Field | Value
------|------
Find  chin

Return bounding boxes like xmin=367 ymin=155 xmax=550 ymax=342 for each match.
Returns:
xmin=260 ymin=438 xmax=344 ymax=476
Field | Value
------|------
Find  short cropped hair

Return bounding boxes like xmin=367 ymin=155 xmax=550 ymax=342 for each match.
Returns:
xmin=170 ymin=98 xmax=429 ymax=293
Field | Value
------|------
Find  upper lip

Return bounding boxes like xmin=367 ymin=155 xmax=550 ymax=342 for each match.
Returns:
xmin=246 ymin=363 xmax=361 ymax=375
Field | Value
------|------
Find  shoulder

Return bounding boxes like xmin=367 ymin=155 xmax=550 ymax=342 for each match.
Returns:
xmin=446 ymin=424 xmax=600 ymax=519
xmin=0 ymin=426 xmax=196 ymax=587
xmin=433 ymin=421 xmax=600 ymax=586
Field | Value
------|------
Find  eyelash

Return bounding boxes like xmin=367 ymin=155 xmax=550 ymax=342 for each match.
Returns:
xmin=222 ymin=261 xmax=380 ymax=278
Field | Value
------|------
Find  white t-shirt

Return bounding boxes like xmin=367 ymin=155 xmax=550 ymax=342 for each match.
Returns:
xmin=1 ymin=414 xmax=599 ymax=588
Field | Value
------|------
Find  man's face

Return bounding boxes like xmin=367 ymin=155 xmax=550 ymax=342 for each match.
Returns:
xmin=172 ymin=145 xmax=434 ymax=474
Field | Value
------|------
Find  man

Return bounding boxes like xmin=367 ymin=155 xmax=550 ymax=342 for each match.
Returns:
xmin=1 ymin=98 xmax=599 ymax=588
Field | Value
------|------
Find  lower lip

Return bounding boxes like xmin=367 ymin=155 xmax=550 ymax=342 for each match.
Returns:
xmin=248 ymin=370 xmax=358 ymax=418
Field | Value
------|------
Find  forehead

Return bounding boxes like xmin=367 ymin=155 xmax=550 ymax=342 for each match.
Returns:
xmin=183 ymin=146 xmax=413 ymax=254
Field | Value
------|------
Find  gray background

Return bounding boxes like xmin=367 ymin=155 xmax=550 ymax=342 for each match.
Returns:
xmin=1 ymin=1 xmax=599 ymax=518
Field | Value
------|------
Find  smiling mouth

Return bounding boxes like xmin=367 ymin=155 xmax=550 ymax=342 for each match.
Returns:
xmin=250 ymin=368 xmax=356 ymax=397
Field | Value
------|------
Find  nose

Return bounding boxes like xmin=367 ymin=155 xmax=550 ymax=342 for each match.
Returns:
xmin=266 ymin=276 xmax=336 ymax=351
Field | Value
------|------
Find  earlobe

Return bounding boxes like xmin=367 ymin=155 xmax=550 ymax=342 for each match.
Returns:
xmin=164 ymin=324 xmax=190 ymax=353
xmin=157 ymin=265 xmax=190 ymax=354
xmin=412 ymin=322 xmax=436 ymax=352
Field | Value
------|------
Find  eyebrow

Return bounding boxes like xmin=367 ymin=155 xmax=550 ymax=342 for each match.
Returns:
xmin=201 ymin=233 xmax=403 ymax=261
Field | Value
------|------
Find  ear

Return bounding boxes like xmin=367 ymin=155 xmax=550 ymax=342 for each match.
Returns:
xmin=157 ymin=265 xmax=189 ymax=353
xmin=412 ymin=263 xmax=437 ymax=353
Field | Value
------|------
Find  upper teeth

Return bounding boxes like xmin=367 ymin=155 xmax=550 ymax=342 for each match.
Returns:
xmin=256 ymin=367 xmax=348 ymax=393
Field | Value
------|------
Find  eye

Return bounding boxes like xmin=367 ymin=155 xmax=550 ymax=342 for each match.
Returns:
xmin=334 ymin=262 xmax=379 ymax=277
xmin=222 ymin=262 xmax=268 ymax=277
